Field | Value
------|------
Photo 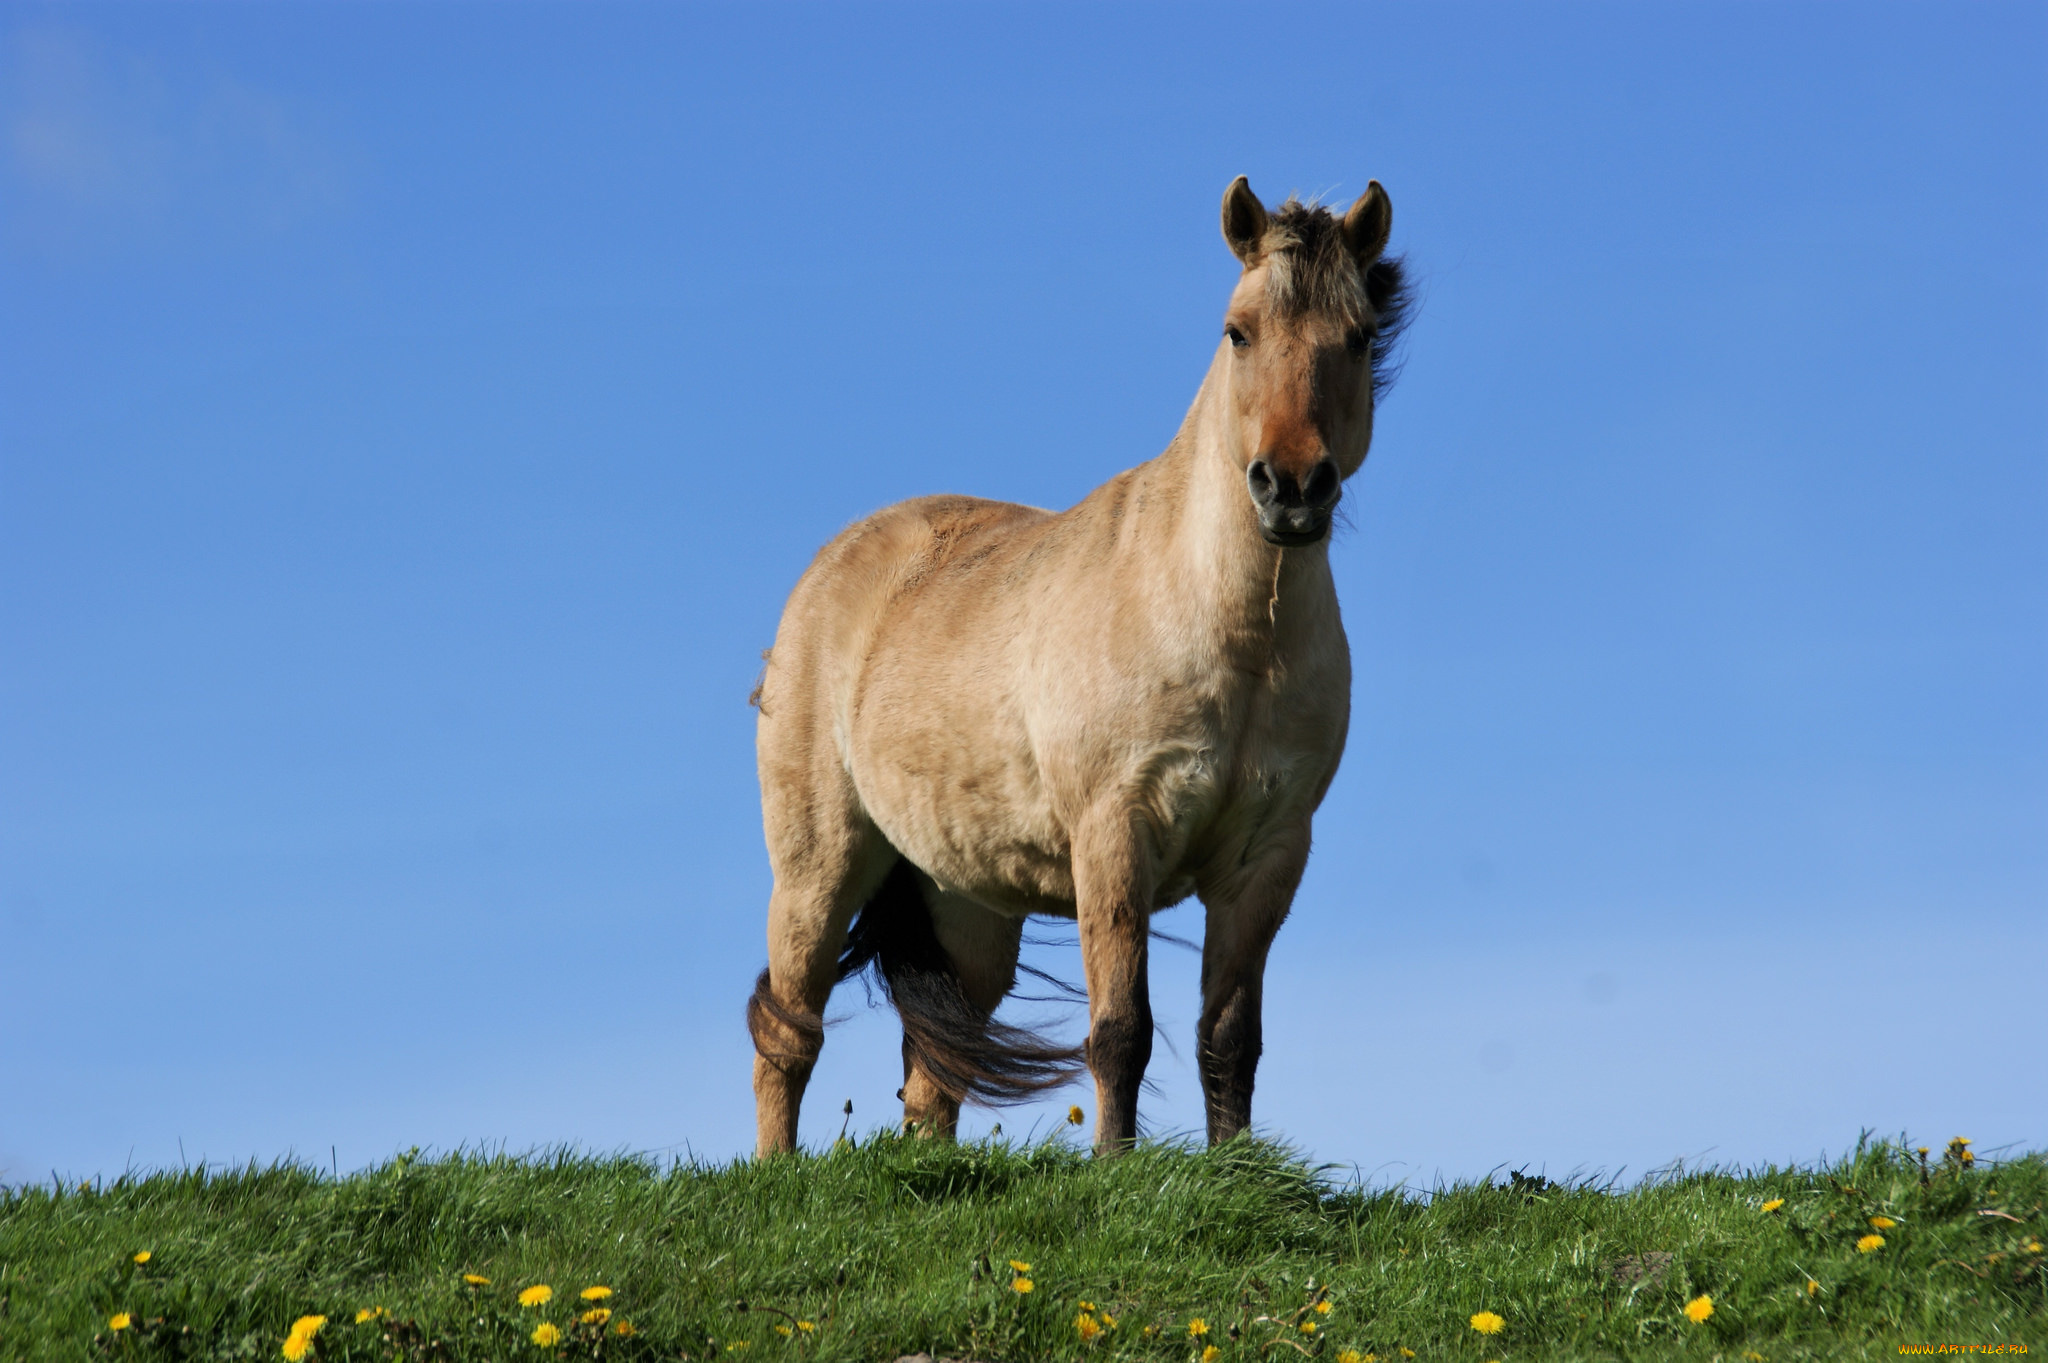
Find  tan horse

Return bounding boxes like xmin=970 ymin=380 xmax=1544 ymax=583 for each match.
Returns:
xmin=746 ymin=176 xmax=1409 ymax=1156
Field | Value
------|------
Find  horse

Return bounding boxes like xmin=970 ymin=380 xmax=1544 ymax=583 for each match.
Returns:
xmin=746 ymin=175 xmax=1409 ymax=1156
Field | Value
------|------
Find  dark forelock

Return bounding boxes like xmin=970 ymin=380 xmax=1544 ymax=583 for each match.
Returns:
xmin=1260 ymin=197 xmax=1412 ymax=400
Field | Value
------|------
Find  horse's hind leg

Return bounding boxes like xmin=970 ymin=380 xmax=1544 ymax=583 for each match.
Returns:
xmin=750 ymin=777 xmax=893 ymax=1157
xmin=899 ymin=890 xmax=1024 ymax=1137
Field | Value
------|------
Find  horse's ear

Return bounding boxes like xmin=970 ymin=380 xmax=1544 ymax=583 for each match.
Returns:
xmin=1221 ymin=176 xmax=1269 ymax=265
xmin=1341 ymin=181 xmax=1392 ymax=265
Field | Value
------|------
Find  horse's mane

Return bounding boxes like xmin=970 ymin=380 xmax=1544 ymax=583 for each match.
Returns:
xmin=1262 ymin=197 xmax=1412 ymax=401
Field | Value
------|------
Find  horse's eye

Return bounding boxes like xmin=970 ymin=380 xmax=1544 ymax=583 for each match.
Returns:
xmin=1225 ymin=325 xmax=1249 ymax=349
xmin=1345 ymin=327 xmax=1372 ymax=359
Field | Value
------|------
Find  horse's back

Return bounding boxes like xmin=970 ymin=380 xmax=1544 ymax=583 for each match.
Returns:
xmin=756 ymin=494 xmax=1052 ymax=769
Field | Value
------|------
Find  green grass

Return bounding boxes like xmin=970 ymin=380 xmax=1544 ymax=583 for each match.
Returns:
xmin=1 ymin=1132 xmax=2039 ymax=1362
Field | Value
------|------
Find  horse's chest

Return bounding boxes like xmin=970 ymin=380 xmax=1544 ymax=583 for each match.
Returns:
xmin=1138 ymin=673 xmax=1338 ymax=892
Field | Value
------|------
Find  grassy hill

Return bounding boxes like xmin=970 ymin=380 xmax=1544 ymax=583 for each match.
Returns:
xmin=1 ymin=1131 xmax=2039 ymax=1361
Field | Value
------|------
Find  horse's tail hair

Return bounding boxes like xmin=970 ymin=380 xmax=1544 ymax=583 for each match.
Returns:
xmin=747 ymin=967 xmax=824 ymax=1068
xmin=838 ymin=860 xmax=1085 ymax=1106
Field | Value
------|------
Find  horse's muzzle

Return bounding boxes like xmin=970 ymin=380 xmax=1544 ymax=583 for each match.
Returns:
xmin=1246 ymin=457 xmax=1340 ymax=547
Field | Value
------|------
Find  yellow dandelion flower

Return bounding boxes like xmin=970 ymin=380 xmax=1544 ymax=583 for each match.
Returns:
xmin=133 ymin=1251 xmax=152 ymax=1265
xmin=1761 ymin=1199 xmax=1784 ymax=1213
xmin=1079 ymin=1300 xmax=1097 ymax=1312
xmin=797 ymin=1320 xmax=815 ymax=1332
xmin=1315 ymin=1299 xmax=1333 ymax=1314
xmin=519 ymin=1284 xmax=554 ymax=1307
xmin=1067 ymin=1105 xmax=1085 ymax=1125
xmin=1857 ymin=1233 xmax=1885 ymax=1253
xmin=1868 ymin=1215 xmax=1896 ymax=1229
xmin=774 ymin=1324 xmax=792 ymax=1338
xmin=1143 ymin=1325 xmax=1158 ymax=1337
xmin=1201 ymin=1347 xmax=1221 ymax=1363
xmin=109 ymin=1313 xmax=133 ymax=1331
xmin=1075 ymin=1312 xmax=1101 ymax=1342
xmin=1401 ymin=1349 xmax=1417 ymax=1359
xmin=1744 ymin=1353 xmax=1767 ymax=1362
xmin=463 ymin=1273 xmax=491 ymax=1286
xmin=2024 ymin=1240 xmax=2043 ymax=1254
xmin=1337 ymin=1352 xmax=1365 ymax=1363
xmin=531 ymin=1321 xmax=562 ymax=1347
xmin=1806 ymin=1278 xmax=1820 ymax=1297
xmin=1012 ymin=1277 xmax=1035 ymax=1294
xmin=1684 ymin=1294 xmax=1713 ymax=1323
xmin=1299 ymin=1320 xmax=1318 ymax=1334
xmin=582 ymin=1308 xmax=612 ymax=1326
xmin=1188 ymin=1317 xmax=1209 ymax=1337
xmin=579 ymin=1285 xmax=611 ymax=1300
xmin=1009 ymin=1259 xmax=1031 ymax=1273
xmin=1470 ymin=1310 xmax=1505 ymax=1335
xmin=727 ymin=1344 xmax=748 ymax=1353
xmin=282 ymin=1315 xmax=328 ymax=1362
xmin=1100 ymin=1310 xmax=1117 ymax=1329
xmin=355 ymin=1307 xmax=387 ymax=1323
xmin=614 ymin=1320 xmax=637 ymax=1336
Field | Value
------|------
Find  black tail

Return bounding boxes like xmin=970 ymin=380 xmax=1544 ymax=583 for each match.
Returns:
xmin=747 ymin=967 xmax=824 ymax=1069
xmin=838 ymin=860 xmax=1085 ymax=1106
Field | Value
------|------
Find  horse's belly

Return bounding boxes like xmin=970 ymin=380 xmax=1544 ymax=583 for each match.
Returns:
xmin=849 ymin=738 xmax=1076 ymax=918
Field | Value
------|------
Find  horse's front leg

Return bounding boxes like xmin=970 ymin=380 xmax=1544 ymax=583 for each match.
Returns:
xmin=1073 ymin=818 xmax=1155 ymax=1155
xmin=1197 ymin=834 xmax=1309 ymax=1144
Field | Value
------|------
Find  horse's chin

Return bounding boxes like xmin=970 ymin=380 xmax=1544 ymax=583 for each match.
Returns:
xmin=1258 ymin=521 xmax=1329 ymax=548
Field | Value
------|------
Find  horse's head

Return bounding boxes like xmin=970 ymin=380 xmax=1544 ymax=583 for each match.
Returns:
xmin=1217 ymin=176 xmax=1408 ymax=547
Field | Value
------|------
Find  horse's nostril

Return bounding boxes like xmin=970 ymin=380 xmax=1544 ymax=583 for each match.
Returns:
xmin=1303 ymin=459 xmax=1340 ymax=510
xmin=1246 ymin=460 xmax=1277 ymax=505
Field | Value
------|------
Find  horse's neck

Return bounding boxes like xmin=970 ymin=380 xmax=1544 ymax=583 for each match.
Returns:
xmin=1140 ymin=380 xmax=1334 ymax=663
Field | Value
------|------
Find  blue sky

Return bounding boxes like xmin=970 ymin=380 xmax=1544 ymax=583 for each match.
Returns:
xmin=2 ymin=2 xmax=2042 ymax=1188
